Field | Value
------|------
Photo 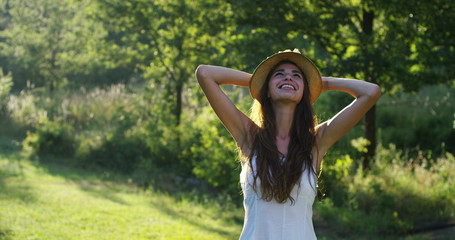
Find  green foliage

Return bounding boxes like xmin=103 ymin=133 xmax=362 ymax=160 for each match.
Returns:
xmin=69 ymin=86 xmax=155 ymax=173
xmin=229 ymin=0 xmax=455 ymax=167
xmin=93 ymin=0 xmax=235 ymax=132
xmin=0 ymin=0 xmax=129 ymax=90
xmin=351 ymin=137 xmax=371 ymax=153
xmin=317 ymin=144 xmax=455 ymax=237
xmin=11 ymin=85 xmax=154 ymax=173
xmin=6 ymin=91 xmax=43 ymax=127
xmin=315 ymin=198 xmax=396 ymax=238
xmin=1 ymin=2 xmax=454 ymax=238
xmin=325 ymin=154 xmax=353 ymax=181
xmin=2 ymin=82 xmax=455 ymax=239
xmin=78 ymin=133 xmax=150 ymax=174
xmin=22 ymin=116 xmax=75 ymax=157
xmin=318 ymin=151 xmax=353 ymax=205
xmin=190 ymin=107 xmax=239 ymax=194
xmin=377 ymin=85 xmax=455 ymax=153
xmin=0 ymin=68 xmax=12 ymax=114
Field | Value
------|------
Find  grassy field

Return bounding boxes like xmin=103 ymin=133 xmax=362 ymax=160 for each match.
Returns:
xmin=0 ymin=152 xmax=243 ymax=240
xmin=1 ymin=143 xmax=453 ymax=240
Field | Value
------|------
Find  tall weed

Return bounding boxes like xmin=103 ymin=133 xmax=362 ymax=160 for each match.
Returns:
xmin=9 ymin=85 xmax=154 ymax=172
xmin=317 ymin=144 xmax=455 ymax=237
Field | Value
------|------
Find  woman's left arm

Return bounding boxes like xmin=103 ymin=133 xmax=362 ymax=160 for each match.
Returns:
xmin=315 ymin=77 xmax=381 ymax=157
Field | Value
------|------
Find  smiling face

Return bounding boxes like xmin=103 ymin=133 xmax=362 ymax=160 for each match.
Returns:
xmin=267 ymin=62 xmax=305 ymax=104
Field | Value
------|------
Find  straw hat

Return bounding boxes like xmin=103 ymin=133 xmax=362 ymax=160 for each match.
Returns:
xmin=249 ymin=49 xmax=322 ymax=104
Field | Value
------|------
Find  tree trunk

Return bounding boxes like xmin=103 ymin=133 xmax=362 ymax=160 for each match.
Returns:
xmin=361 ymin=8 xmax=375 ymax=170
xmin=175 ymin=81 xmax=183 ymax=148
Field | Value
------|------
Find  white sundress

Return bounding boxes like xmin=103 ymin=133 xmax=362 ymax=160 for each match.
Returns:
xmin=239 ymin=155 xmax=317 ymax=240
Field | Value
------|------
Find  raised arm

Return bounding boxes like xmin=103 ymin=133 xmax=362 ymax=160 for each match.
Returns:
xmin=315 ymin=77 xmax=381 ymax=166
xmin=195 ymin=65 xmax=253 ymax=149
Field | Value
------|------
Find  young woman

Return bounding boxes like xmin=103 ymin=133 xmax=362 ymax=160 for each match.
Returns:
xmin=195 ymin=49 xmax=381 ymax=240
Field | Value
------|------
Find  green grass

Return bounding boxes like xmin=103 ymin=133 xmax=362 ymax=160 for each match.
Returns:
xmin=0 ymin=153 xmax=243 ymax=240
xmin=1 ymin=140 xmax=454 ymax=240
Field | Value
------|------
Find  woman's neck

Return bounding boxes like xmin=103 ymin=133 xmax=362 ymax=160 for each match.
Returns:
xmin=272 ymin=102 xmax=295 ymax=139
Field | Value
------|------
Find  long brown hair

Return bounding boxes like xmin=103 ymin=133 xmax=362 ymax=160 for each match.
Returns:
xmin=247 ymin=61 xmax=318 ymax=204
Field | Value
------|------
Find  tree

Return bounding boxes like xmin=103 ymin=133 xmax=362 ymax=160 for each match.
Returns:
xmin=0 ymin=0 xmax=111 ymax=90
xmin=94 ymin=0 xmax=234 ymax=147
xmin=228 ymin=0 xmax=455 ymax=169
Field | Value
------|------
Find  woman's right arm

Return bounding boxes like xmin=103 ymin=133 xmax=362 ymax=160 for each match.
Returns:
xmin=195 ymin=65 xmax=253 ymax=147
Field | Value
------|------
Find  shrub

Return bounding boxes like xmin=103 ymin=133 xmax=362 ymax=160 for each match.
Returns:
xmin=22 ymin=116 xmax=76 ymax=157
xmin=189 ymin=107 xmax=239 ymax=195
xmin=74 ymin=91 xmax=154 ymax=173
xmin=7 ymin=91 xmax=49 ymax=127
xmin=77 ymin=133 xmax=151 ymax=174
xmin=317 ymin=144 xmax=455 ymax=237
xmin=0 ymin=68 xmax=13 ymax=115
xmin=377 ymin=85 xmax=455 ymax=154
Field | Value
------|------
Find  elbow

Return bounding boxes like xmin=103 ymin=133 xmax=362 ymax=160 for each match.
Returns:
xmin=369 ymin=84 xmax=381 ymax=102
xmin=195 ymin=65 xmax=209 ymax=83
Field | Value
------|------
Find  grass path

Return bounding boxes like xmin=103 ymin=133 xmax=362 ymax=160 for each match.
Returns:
xmin=0 ymin=153 xmax=243 ymax=240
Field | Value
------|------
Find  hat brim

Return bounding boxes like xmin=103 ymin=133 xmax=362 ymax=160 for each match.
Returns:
xmin=250 ymin=51 xmax=322 ymax=104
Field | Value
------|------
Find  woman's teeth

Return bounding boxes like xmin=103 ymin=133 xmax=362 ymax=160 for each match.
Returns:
xmin=280 ymin=84 xmax=295 ymax=90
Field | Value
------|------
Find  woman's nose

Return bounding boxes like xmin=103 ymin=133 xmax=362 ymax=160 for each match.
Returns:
xmin=284 ymin=73 xmax=292 ymax=81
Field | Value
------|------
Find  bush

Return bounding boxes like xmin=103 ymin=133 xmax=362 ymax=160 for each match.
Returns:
xmin=77 ymin=133 xmax=151 ymax=174
xmin=22 ymin=116 xmax=76 ymax=157
xmin=11 ymin=85 xmax=157 ymax=173
xmin=0 ymin=68 xmax=13 ymax=115
xmin=377 ymin=85 xmax=455 ymax=154
xmin=189 ymin=107 xmax=240 ymax=195
xmin=73 ymin=89 xmax=154 ymax=173
xmin=317 ymin=144 xmax=455 ymax=237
